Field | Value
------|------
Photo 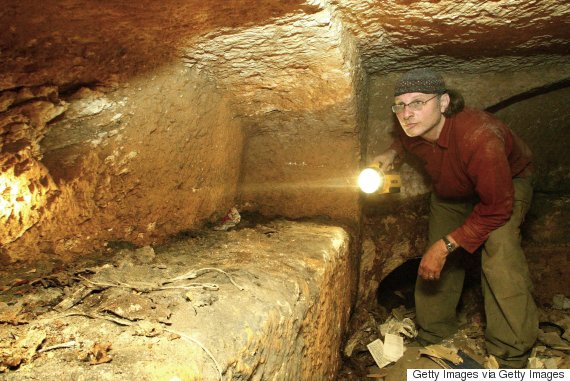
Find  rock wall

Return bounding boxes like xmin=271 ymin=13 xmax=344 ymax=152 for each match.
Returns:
xmin=495 ymin=85 xmax=570 ymax=237
xmin=1 ymin=66 xmax=244 ymax=261
xmin=0 ymin=1 xmax=367 ymax=262
xmin=0 ymin=87 xmax=66 ymax=247
xmin=495 ymin=85 xmax=570 ymax=304
xmin=182 ymin=5 xmax=366 ymax=222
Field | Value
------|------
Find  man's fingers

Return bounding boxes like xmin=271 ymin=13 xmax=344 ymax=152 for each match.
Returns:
xmin=418 ymin=267 xmax=432 ymax=280
xmin=419 ymin=266 xmax=439 ymax=281
xmin=379 ymin=161 xmax=394 ymax=172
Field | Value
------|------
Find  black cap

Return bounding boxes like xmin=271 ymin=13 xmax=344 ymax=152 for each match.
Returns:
xmin=394 ymin=68 xmax=446 ymax=96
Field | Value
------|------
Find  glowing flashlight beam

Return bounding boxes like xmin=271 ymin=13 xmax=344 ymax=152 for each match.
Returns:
xmin=358 ymin=168 xmax=384 ymax=194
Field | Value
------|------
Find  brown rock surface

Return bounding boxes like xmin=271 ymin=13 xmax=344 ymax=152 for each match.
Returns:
xmin=1 ymin=0 xmax=569 ymax=261
xmin=0 ymin=220 xmax=355 ymax=380
xmin=0 ymin=1 xmax=569 ymax=376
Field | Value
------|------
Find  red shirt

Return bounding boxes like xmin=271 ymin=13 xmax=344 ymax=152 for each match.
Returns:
xmin=391 ymin=107 xmax=533 ymax=253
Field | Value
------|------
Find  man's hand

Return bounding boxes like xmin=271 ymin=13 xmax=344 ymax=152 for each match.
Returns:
xmin=418 ymin=239 xmax=449 ymax=281
xmin=370 ymin=149 xmax=397 ymax=172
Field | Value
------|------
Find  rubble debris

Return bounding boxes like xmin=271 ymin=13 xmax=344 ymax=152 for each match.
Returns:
xmin=163 ymin=267 xmax=245 ymax=290
xmin=0 ymin=247 xmax=240 ymax=377
xmin=78 ymin=273 xmax=217 ymax=293
xmin=0 ymin=302 xmax=27 ymax=325
xmin=99 ymin=289 xmax=171 ymax=323
xmin=543 ymin=357 xmax=563 ymax=368
xmin=60 ymin=302 xmax=221 ymax=378
xmin=82 ymin=342 xmax=113 ymax=365
xmin=186 ymin=290 xmax=218 ymax=308
xmin=55 ymin=285 xmax=99 ymax=311
xmin=366 ymin=369 xmax=389 ymax=379
xmin=343 ymin=283 xmax=569 ymax=377
xmin=11 ymin=278 xmax=30 ymax=287
xmin=76 ymin=265 xmax=243 ymax=293
xmin=483 ymin=355 xmax=500 ymax=369
xmin=19 ymin=329 xmax=46 ymax=351
xmin=37 ymin=340 xmax=77 ymax=353
xmin=419 ymin=344 xmax=462 ymax=368
xmin=538 ymin=329 xmax=570 ymax=351
xmin=345 ymin=328 xmax=374 ymax=358
xmin=379 ymin=316 xmax=417 ymax=340
xmin=0 ymin=328 xmax=46 ymax=372
xmin=30 ymin=271 xmax=76 ymax=288
xmin=527 ymin=344 xmax=564 ymax=369
xmin=552 ymin=294 xmax=570 ymax=310
xmin=213 ymin=207 xmax=241 ymax=231
xmin=133 ymin=321 xmax=164 ymax=338
xmin=559 ymin=319 xmax=570 ymax=342
xmin=344 ymin=311 xmax=381 ymax=358
xmin=1 ymin=221 xmax=348 ymax=380
xmin=390 ymin=305 xmax=415 ymax=321
xmin=63 ymin=311 xmax=133 ymax=327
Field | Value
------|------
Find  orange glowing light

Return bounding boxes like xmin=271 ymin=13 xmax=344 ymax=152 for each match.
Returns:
xmin=0 ymin=171 xmax=34 ymax=219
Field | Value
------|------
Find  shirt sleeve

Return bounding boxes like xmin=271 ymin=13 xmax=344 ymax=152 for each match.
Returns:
xmin=449 ymin=129 xmax=514 ymax=253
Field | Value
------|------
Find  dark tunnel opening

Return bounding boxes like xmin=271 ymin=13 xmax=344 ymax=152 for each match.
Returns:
xmin=375 ymin=255 xmax=484 ymax=319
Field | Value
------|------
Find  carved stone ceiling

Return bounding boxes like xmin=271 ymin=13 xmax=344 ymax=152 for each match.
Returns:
xmin=326 ymin=0 xmax=570 ymax=73
xmin=1 ymin=0 xmax=568 ymax=92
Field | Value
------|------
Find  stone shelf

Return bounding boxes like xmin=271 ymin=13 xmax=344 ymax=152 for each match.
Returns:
xmin=1 ymin=220 xmax=354 ymax=380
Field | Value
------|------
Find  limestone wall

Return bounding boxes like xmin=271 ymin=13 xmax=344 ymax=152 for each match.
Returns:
xmin=1 ymin=66 xmax=244 ymax=261
xmin=181 ymin=6 xmax=366 ymax=222
xmin=0 ymin=1 xmax=366 ymax=262
xmin=495 ymin=85 xmax=570 ymax=243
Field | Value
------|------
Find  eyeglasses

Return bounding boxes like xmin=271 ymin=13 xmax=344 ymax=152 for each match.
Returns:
xmin=391 ymin=95 xmax=438 ymax=114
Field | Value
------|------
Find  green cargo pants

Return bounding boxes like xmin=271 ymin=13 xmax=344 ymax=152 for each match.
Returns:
xmin=415 ymin=176 xmax=538 ymax=368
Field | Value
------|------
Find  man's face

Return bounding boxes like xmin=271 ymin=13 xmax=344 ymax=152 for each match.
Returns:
xmin=393 ymin=92 xmax=449 ymax=140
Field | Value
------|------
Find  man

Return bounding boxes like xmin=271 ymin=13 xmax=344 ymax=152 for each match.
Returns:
xmin=372 ymin=68 xmax=538 ymax=368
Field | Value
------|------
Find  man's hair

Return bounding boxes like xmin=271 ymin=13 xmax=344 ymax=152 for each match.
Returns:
xmin=443 ymin=89 xmax=464 ymax=117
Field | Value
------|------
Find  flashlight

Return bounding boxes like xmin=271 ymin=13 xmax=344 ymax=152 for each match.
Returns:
xmin=358 ymin=163 xmax=401 ymax=194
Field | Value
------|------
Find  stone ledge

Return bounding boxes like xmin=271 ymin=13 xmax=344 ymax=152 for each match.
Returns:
xmin=1 ymin=220 xmax=354 ymax=380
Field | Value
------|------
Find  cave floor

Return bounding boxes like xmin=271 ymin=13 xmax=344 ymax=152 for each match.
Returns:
xmin=339 ymin=279 xmax=570 ymax=380
xmin=0 ymin=219 xmax=352 ymax=380
xmin=1 ymin=219 xmax=568 ymax=380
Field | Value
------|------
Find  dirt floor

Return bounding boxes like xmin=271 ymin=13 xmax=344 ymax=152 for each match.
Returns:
xmin=1 ymin=220 xmax=568 ymax=380
xmin=1 ymin=237 xmax=240 ymax=380
xmin=338 ymin=259 xmax=570 ymax=380
xmin=0 ymin=218 xmax=353 ymax=380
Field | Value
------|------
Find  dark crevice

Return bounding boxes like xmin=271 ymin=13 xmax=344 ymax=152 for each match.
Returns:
xmin=58 ymin=81 xmax=104 ymax=97
xmin=533 ymin=189 xmax=570 ymax=196
xmin=485 ymin=77 xmax=570 ymax=113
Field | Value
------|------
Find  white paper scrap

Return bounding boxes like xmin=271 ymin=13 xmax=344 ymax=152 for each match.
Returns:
xmin=367 ymin=339 xmax=392 ymax=369
xmin=383 ymin=333 xmax=404 ymax=362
